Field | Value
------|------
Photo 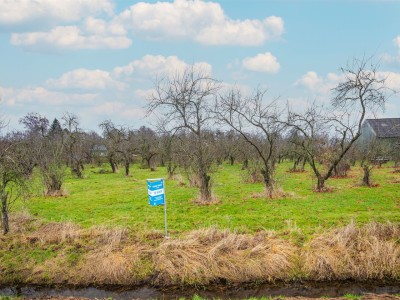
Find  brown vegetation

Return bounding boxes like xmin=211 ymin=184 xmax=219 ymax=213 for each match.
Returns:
xmin=303 ymin=222 xmax=400 ymax=281
xmin=2 ymin=213 xmax=400 ymax=287
xmin=153 ymin=228 xmax=298 ymax=285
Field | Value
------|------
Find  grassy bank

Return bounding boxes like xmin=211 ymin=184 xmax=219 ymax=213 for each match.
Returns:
xmin=1 ymin=214 xmax=399 ymax=286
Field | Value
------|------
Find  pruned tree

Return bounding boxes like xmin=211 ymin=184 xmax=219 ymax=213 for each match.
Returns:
xmin=285 ymin=58 xmax=389 ymax=191
xmin=99 ymin=120 xmax=121 ymax=173
xmin=136 ymin=126 xmax=158 ymax=170
xmin=217 ymin=89 xmax=283 ymax=197
xmin=99 ymin=121 xmax=136 ymax=176
xmin=39 ymin=131 xmax=66 ymax=196
xmin=19 ymin=112 xmax=49 ymax=137
xmin=148 ymin=67 xmax=220 ymax=202
xmin=18 ymin=113 xmax=49 ymax=177
xmin=286 ymin=129 xmax=307 ymax=172
xmin=62 ymin=112 xmax=85 ymax=178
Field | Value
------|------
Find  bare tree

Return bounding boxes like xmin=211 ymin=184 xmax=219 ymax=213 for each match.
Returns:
xmin=0 ymin=125 xmax=28 ymax=234
xmin=217 ymin=89 xmax=283 ymax=197
xmin=18 ymin=113 xmax=49 ymax=177
xmin=136 ymin=126 xmax=158 ymax=170
xmin=99 ymin=120 xmax=120 ymax=173
xmin=38 ymin=131 xmax=66 ymax=196
xmin=148 ymin=67 xmax=220 ymax=202
xmin=285 ymin=58 xmax=388 ymax=191
xmin=99 ymin=121 xmax=137 ymax=176
xmin=62 ymin=112 xmax=85 ymax=178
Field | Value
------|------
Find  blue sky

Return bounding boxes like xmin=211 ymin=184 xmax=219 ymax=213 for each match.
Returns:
xmin=1 ymin=0 xmax=400 ymax=131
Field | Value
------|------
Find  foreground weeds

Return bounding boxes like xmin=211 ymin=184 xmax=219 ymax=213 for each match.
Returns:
xmin=1 ymin=213 xmax=400 ymax=287
xmin=154 ymin=228 xmax=298 ymax=285
xmin=303 ymin=221 xmax=400 ymax=281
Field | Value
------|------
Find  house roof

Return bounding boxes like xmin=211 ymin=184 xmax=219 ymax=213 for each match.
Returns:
xmin=365 ymin=118 xmax=400 ymax=138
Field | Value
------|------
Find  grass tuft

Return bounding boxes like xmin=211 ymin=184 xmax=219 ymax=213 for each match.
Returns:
xmin=153 ymin=227 xmax=298 ymax=285
xmin=303 ymin=221 xmax=400 ymax=281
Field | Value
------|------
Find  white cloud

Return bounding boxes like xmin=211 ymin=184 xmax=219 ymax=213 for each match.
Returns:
xmin=46 ymin=68 xmax=124 ymax=90
xmin=382 ymin=35 xmax=400 ymax=65
xmin=0 ymin=0 xmax=114 ymax=28
xmin=242 ymin=52 xmax=280 ymax=73
xmin=0 ymin=85 xmax=96 ymax=107
xmin=394 ymin=36 xmax=400 ymax=48
xmin=116 ymin=0 xmax=284 ymax=46
xmin=295 ymin=71 xmax=343 ymax=96
xmin=92 ymin=102 xmax=146 ymax=119
xmin=134 ymin=89 xmax=156 ymax=100
xmin=10 ymin=25 xmax=132 ymax=51
xmin=113 ymin=55 xmax=212 ymax=78
xmin=377 ymin=71 xmax=400 ymax=91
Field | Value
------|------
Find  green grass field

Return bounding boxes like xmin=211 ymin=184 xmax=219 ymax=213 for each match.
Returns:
xmin=23 ymin=161 xmax=400 ymax=236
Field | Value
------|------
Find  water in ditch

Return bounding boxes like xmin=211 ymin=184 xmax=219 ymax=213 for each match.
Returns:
xmin=1 ymin=282 xmax=400 ymax=299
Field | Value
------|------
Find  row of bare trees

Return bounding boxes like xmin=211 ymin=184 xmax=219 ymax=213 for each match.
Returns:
xmin=147 ymin=58 xmax=392 ymax=201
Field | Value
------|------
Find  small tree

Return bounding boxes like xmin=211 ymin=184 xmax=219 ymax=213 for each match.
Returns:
xmin=136 ymin=126 xmax=158 ymax=170
xmin=62 ymin=112 xmax=85 ymax=178
xmin=39 ymin=133 xmax=66 ymax=196
xmin=148 ymin=67 xmax=220 ymax=202
xmin=217 ymin=89 xmax=283 ymax=197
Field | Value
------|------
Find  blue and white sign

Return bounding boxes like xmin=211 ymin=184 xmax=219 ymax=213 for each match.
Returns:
xmin=147 ymin=178 xmax=165 ymax=206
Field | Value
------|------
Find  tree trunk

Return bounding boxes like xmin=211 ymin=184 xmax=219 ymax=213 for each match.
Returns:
xmin=1 ymin=192 xmax=9 ymax=235
xmin=362 ymin=165 xmax=371 ymax=186
xmin=142 ymin=158 xmax=151 ymax=169
xmin=301 ymin=158 xmax=306 ymax=171
xmin=261 ymin=168 xmax=274 ymax=198
xmin=241 ymin=159 xmax=249 ymax=170
xmin=316 ymin=176 xmax=325 ymax=191
xmin=229 ymin=156 xmax=235 ymax=166
xmin=109 ymin=157 xmax=117 ymax=173
xmin=199 ymin=172 xmax=212 ymax=201
xmin=125 ymin=160 xmax=130 ymax=176
xmin=73 ymin=162 xmax=83 ymax=178
xmin=167 ymin=162 xmax=176 ymax=179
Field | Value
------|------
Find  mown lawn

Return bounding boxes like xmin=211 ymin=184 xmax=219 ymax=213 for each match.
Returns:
xmin=23 ymin=162 xmax=400 ymax=236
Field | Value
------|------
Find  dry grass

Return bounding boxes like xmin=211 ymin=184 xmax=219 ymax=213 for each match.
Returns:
xmin=191 ymin=194 xmax=220 ymax=205
xmin=2 ymin=214 xmax=400 ymax=287
xmin=72 ymin=244 xmax=151 ymax=285
xmin=303 ymin=221 xmax=400 ymax=281
xmin=8 ymin=210 xmax=38 ymax=233
xmin=27 ymin=222 xmax=81 ymax=244
xmin=250 ymin=186 xmax=293 ymax=200
xmin=153 ymin=227 xmax=298 ymax=285
xmin=16 ymin=220 xmax=153 ymax=285
xmin=45 ymin=189 xmax=69 ymax=197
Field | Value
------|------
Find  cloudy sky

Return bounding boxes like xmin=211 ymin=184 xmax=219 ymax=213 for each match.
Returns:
xmin=1 ymin=0 xmax=400 ymax=131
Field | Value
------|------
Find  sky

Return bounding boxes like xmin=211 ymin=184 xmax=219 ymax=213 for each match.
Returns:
xmin=1 ymin=0 xmax=400 ymax=132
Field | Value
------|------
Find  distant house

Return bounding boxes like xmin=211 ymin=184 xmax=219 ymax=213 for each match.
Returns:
xmin=361 ymin=118 xmax=400 ymax=142
xmin=360 ymin=118 xmax=400 ymax=163
xmin=92 ymin=144 xmax=108 ymax=157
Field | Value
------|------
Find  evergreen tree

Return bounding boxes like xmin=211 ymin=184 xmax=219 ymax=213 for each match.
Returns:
xmin=49 ymin=118 xmax=63 ymax=137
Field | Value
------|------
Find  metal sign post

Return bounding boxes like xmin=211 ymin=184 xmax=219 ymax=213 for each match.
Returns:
xmin=146 ymin=178 xmax=168 ymax=238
